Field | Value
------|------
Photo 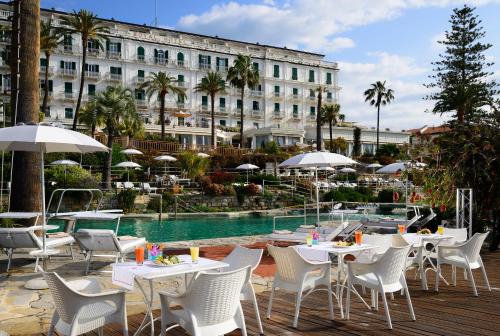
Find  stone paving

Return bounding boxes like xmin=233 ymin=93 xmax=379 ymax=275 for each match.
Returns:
xmin=0 ymin=235 xmax=274 ymax=335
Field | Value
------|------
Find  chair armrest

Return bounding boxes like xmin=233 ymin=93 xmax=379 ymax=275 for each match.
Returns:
xmin=82 ymin=289 xmax=126 ymax=299
xmin=159 ymin=290 xmax=187 ymax=307
xmin=346 ymin=260 xmax=377 ymax=276
xmin=66 ymin=278 xmax=101 ymax=294
xmin=438 ymin=244 xmax=466 ymax=259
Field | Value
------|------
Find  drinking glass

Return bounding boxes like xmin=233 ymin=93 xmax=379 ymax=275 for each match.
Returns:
xmin=190 ymin=246 xmax=199 ymax=264
xmin=135 ymin=246 xmax=144 ymax=265
xmin=398 ymin=224 xmax=406 ymax=235
xmin=437 ymin=226 xmax=444 ymax=235
xmin=354 ymin=231 xmax=363 ymax=245
xmin=306 ymin=236 xmax=313 ymax=247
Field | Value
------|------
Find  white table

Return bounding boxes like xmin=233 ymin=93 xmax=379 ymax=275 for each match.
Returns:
xmin=295 ymin=243 xmax=378 ymax=318
xmin=403 ymin=233 xmax=453 ymax=290
xmin=112 ymin=255 xmax=228 ymax=336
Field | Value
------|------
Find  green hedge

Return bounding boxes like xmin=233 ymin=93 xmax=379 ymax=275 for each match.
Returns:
xmin=323 ymin=187 xmax=375 ymax=203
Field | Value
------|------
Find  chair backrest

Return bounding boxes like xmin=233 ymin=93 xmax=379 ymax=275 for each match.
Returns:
xmin=0 ymin=227 xmax=41 ymax=249
xmin=362 ymin=234 xmax=392 ymax=254
xmin=142 ymin=182 xmax=151 ymax=190
xmin=443 ymin=228 xmax=468 ymax=243
xmin=184 ymin=266 xmax=250 ymax=327
xmin=414 ymin=211 xmax=436 ymax=229
xmin=461 ymin=232 xmax=489 ymax=263
xmin=405 ymin=214 xmax=423 ymax=229
xmin=115 ymin=182 xmax=123 ymax=188
xmin=372 ymin=245 xmax=411 ymax=285
xmin=124 ymin=182 xmax=134 ymax=189
xmin=324 ymin=223 xmax=347 ymax=241
xmin=223 ymin=245 xmax=263 ymax=272
xmin=333 ymin=203 xmax=342 ymax=210
xmin=337 ymin=222 xmax=363 ymax=240
xmin=392 ymin=234 xmax=410 ymax=247
xmin=73 ymin=229 xmax=119 ymax=252
xmin=267 ymin=244 xmax=314 ymax=283
xmin=43 ymin=271 xmax=85 ymax=324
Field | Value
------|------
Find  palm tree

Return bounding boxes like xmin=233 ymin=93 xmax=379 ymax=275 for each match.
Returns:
xmin=321 ymin=103 xmax=345 ymax=152
xmin=140 ymin=71 xmax=186 ymax=140
xmin=79 ymin=99 xmax=103 ymax=138
xmin=40 ymin=18 xmax=62 ymax=116
xmin=315 ymin=86 xmax=327 ymax=151
xmin=177 ymin=151 xmax=209 ymax=179
xmin=194 ymin=71 xmax=227 ymax=148
xmin=60 ymin=9 xmax=109 ymax=131
xmin=364 ymin=81 xmax=395 ymax=151
xmin=92 ymin=85 xmax=138 ymax=186
xmin=227 ymin=54 xmax=259 ymax=148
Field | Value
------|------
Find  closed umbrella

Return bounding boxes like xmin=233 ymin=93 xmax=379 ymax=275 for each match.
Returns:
xmin=0 ymin=124 xmax=108 ymax=252
xmin=115 ymin=161 xmax=141 ymax=181
xmin=154 ymin=155 xmax=176 ymax=174
xmin=279 ymin=151 xmax=357 ymax=225
xmin=235 ymin=163 xmax=259 ymax=183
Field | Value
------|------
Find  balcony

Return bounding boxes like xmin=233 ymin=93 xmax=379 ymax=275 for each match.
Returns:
xmin=0 ymin=35 xmax=11 ymax=44
xmin=60 ymin=68 xmax=77 ymax=78
xmin=174 ymin=59 xmax=187 ymax=68
xmin=0 ymin=85 xmax=10 ymax=95
xmin=137 ymin=55 xmax=146 ymax=63
xmin=176 ymin=81 xmax=187 ymax=88
xmin=154 ymin=57 xmax=168 ymax=66
xmin=291 ymin=94 xmax=301 ymax=100
xmin=39 ymin=91 xmax=53 ymax=98
xmin=39 ymin=66 xmax=54 ymax=76
xmin=200 ymin=105 xmax=209 ymax=113
xmin=292 ymin=113 xmax=301 ymax=120
xmin=106 ymin=73 xmax=122 ymax=82
xmin=251 ymin=90 xmax=263 ymax=97
xmin=177 ymin=102 xmax=186 ymax=110
xmin=273 ymin=111 xmax=284 ymax=119
xmin=308 ymin=95 xmax=316 ymax=101
xmin=61 ymin=44 xmax=75 ymax=54
xmin=106 ymin=51 xmax=121 ymax=60
xmin=199 ymin=63 xmax=211 ymax=70
xmin=87 ymin=48 xmax=100 ymax=57
xmin=62 ymin=92 xmax=75 ymax=101
xmin=216 ymin=66 xmax=228 ymax=72
xmin=325 ymin=97 xmax=333 ymax=103
xmin=134 ymin=76 xmax=146 ymax=85
xmin=251 ymin=109 xmax=263 ymax=119
xmin=85 ymin=71 xmax=101 ymax=80
xmin=135 ymin=99 xmax=148 ymax=109
xmin=308 ymin=114 xmax=317 ymax=121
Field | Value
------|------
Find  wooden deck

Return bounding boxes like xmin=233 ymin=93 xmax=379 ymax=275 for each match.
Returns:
xmin=44 ymin=251 xmax=500 ymax=336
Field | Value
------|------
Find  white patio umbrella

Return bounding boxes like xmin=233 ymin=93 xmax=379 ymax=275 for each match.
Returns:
xmin=115 ymin=161 xmax=141 ymax=181
xmin=120 ymin=148 xmax=143 ymax=155
xmin=235 ymin=163 xmax=259 ymax=183
xmin=376 ymin=161 xmax=427 ymax=174
xmin=279 ymin=151 xmax=357 ymax=225
xmin=0 ymin=124 xmax=108 ymax=252
xmin=197 ymin=153 xmax=210 ymax=158
xmin=366 ymin=162 xmax=382 ymax=174
xmin=154 ymin=155 xmax=177 ymax=174
xmin=50 ymin=159 xmax=79 ymax=178
xmin=339 ymin=167 xmax=356 ymax=182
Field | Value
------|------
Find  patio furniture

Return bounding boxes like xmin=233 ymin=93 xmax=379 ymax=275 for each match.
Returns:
xmin=442 ymin=228 xmax=468 ymax=245
xmin=266 ymin=244 xmax=334 ymax=328
xmin=266 ymin=222 xmax=360 ymax=244
xmin=346 ymin=245 xmax=415 ymax=329
xmin=123 ymin=182 xmax=139 ymax=190
xmin=141 ymin=182 xmax=158 ymax=194
xmin=43 ymin=271 xmax=128 ymax=336
xmin=410 ymin=210 xmax=437 ymax=230
xmin=354 ymin=234 xmax=393 ymax=263
xmin=159 ymin=266 xmax=251 ymax=336
xmin=215 ymin=245 xmax=264 ymax=335
xmin=72 ymin=229 xmax=145 ymax=274
xmin=0 ymin=225 xmax=74 ymax=272
xmin=436 ymin=232 xmax=490 ymax=296
xmin=168 ymin=174 xmax=191 ymax=186
xmin=112 ymin=255 xmax=229 ymax=336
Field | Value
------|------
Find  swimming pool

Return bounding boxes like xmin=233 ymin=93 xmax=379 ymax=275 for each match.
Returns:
xmin=50 ymin=212 xmax=402 ymax=243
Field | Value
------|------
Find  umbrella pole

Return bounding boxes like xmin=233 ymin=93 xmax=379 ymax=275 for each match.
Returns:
xmin=41 ymin=151 xmax=47 ymax=253
xmin=316 ymin=167 xmax=320 ymax=227
xmin=246 ymin=169 xmax=249 ymax=184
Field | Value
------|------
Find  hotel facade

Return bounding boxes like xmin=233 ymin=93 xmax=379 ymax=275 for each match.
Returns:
xmin=0 ymin=4 xmax=408 ymax=153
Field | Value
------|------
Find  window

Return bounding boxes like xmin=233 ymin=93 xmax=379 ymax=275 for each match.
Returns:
xmin=219 ymin=97 xmax=226 ymax=108
xmin=137 ymin=46 xmax=145 ymax=61
xmin=293 ymin=105 xmax=299 ymax=118
xmin=138 ymin=70 xmax=145 ymax=78
xmin=178 ymin=93 xmax=185 ymax=103
xmin=236 ymin=99 xmax=242 ymax=111
xmin=274 ymin=103 xmax=280 ymax=112
xmin=64 ymin=82 xmax=72 ymax=93
xmin=154 ymin=49 xmax=168 ymax=64
xmin=252 ymin=101 xmax=259 ymax=111
xmin=106 ymin=41 xmax=121 ymax=55
xmin=177 ymin=52 xmax=184 ymax=66
xmin=327 ymin=92 xmax=333 ymax=101
xmin=309 ymin=89 xmax=315 ymax=98
xmin=326 ymin=72 xmax=332 ymax=85
xmin=177 ymin=74 xmax=184 ymax=86
xmin=87 ymin=39 xmax=98 ymax=52
xmin=63 ymin=34 xmax=72 ymax=48
xmin=216 ymin=57 xmax=228 ymax=71
xmin=64 ymin=107 xmax=73 ymax=119
xmin=40 ymin=58 xmax=47 ymax=67
xmin=178 ymin=117 xmax=185 ymax=126
xmin=253 ymin=122 xmax=259 ymax=129
xmin=201 ymin=96 xmax=208 ymax=107
xmin=60 ymin=61 xmax=76 ymax=73
xmin=198 ymin=54 xmax=211 ymax=69
xmin=88 ymin=84 xmax=96 ymax=96
xmin=292 ymin=87 xmax=299 ymax=97
xmin=40 ymin=79 xmax=53 ymax=92
xmin=236 ymin=121 xmax=241 ymax=127
xmin=135 ymin=89 xmax=145 ymax=100
xmin=253 ymin=62 xmax=259 ymax=72
xmin=291 ymin=67 xmax=298 ymax=80
xmin=219 ymin=120 xmax=226 ymax=126
xmin=110 ymin=66 xmax=122 ymax=74
xmin=44 ymin=106 xmax=50 ymax=118
xmin=85 ymin=64 xmax=99 ymax=73
xmin=274 ymin=85 xmax=280 ymax=97
xmin=273 ymin=65 xmax=280 ymax=78
xmin=310 ymin=106 xmax=316 ymax=116
xmin=308 ymin=70 xmax=315 ymax=82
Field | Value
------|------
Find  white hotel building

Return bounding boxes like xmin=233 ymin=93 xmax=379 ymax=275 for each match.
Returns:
xmin=0 ymin=4 xmax=409 ymax=153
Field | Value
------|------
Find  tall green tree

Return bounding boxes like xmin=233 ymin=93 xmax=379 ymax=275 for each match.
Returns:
xmin=315 ymin=86 xmax=327 ymax=151
xmin=79 ymin=99 xmax=103 ymax=138
xmin=177 ymin=151 xmax=209 ymax=179
xmin=194 ymin=71 xmax=227 ymax=148
xmin=227 ymin=54 xmax=259 ymax=148
xmin=321 ymin=103 xmax=344 ymax=152
xmin=425 ymin=5 xmax=498 ymax=123
xmin=352 ymin=127 xmax=362 ymax=158
xmin=364 ymin=81 xmax=394 ymax=151
xmin=140 ymin=71 xmax=186 ymax=140
xmin=60 ymin=9 xmax=109 ymax=130
xmin=92 ymin=85 xmax=139 ymax=186
xmin=262 ymin=141 xmax=282 ymax=176
xmin=40 ymin=18 xmax=61 ymax=116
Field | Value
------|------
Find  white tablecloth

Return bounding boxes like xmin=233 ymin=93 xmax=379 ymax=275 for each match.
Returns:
xmin=403 ymin=233 xmax=453 ymax=246
xmin=295 ymin=243 xmax=377 ymax=262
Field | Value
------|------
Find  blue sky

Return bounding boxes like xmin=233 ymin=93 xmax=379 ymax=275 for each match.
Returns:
xmin=41 ymin=0 xmax=500 ymax=131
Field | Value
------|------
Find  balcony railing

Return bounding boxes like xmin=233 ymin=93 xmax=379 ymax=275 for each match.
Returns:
xmin=135 ymin=99 xmax=148 ymax=108
xmin=216 ymin=66 xmax=228 ymax=72
xmin=175 ymin=59 xmax=185 ymax=67
xmin=308 ymin=95 xmax=316 ymax=101
xmin=60 ymin=68 xmax=77 ymax=77
xmin=326 ymin=97 xmax=333 ymax=103
xmin=87 ymin=48 xmax=100 ymax=56
xmin=135 ymin=76 xmax=145 ymax=84
xmin=62 ymin=44 xmax=74 ymax=53
xmin=106 ymin=73 xmax=122 ymax=81
xmin=292 ymin=113 xmax=300 ymax=119
xmin=251 ymin=90 xmax=263 ymax=97
xmin=177 ymin=102 xmax=186 ymax=109
xmin=201 ymin=105 xmax=208 ymax=111
xmin=251 ymin=109 xmax=262 ymax=117
xmin=0 ymin=36 xmax=11 ymax=43
xmin=291 ymin=94 xmax=300 ymax=100
xmin=176 ymin=81 xmax=187 ymax=88
xmin=273 ymin=111 xmax=283 ymax=118
xmin=219 ymin=106 xmax=226 ymax=113
xmin=39 ymin=66 xmax=54 ymax=75
xmin=39 ymin=91 xmax=53 ymax=98
xmin=154 ymin=57 xmax=167 ymax=65
xmin=199 ymin=63 xmax=211 ymax=70
xmin=273 ymin=92 xmax=281 ymax=98
xmin=106 ymin=51 xmax=121 ymax=59
xmin=137 ymin=55 xmax=146 ymax=63
xmin=85 ymin=71 xmax=100 ymax=80
xmin=63 ymin=92 xmax=74 ymax=100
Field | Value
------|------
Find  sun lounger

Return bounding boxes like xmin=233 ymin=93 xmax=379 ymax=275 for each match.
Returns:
xmin=266 ymin=222 xmax=362 ymax=244
xmin=72 ymin=229 xmax=145 ymax=274
xmin=0 ymin=225 xmax=75 ymax=271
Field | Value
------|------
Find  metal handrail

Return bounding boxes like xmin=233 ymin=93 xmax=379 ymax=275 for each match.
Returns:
xmin=272 ymin=201 xmax=307 ymax=232
xmin=46 ymin=188 xmax=104 ymax=217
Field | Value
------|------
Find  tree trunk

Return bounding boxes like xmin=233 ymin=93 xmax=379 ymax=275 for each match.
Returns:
xmin=102 ymin=129 xmax=113 ymax=187
xmin=376 ymin=102 xmax=380 ymax=152
xmin=9 ymin=0 xmax=20 ymax=126
xmin=160 ymin=92 xmax=165 ymax=140
xmin=73 ymin=37 xmax=87 ymax=130
xmin=239 ymin=88 xmax=244 ymax=148
xmin=10 ymin=0 xmax=42 ymax=222
xmin=210 ymin=93 xmax=215 ymax=148
xmin=41 ymin=51 xmax=50 ymax=116
xmin=316 ymin=90 xmax=322 ymax=151
xmin=329 ymin=119 xmax=333 ymax=152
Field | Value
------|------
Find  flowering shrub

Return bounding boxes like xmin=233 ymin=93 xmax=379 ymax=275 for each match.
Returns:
xmin=210 ymin=170 xmax=236 ymax=185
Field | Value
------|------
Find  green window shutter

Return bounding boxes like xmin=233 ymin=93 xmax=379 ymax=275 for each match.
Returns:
xmin=138 ymin=70 xmax=144 ymax=78
xmin=88 ymin=84 xmax=95 ymax=95
xmin=293 ymin=88 xmax=298 ymax=95
xmin=310 ymin=106 xmax=315 ymax=114
xmin=292 ymin=68 xmax=297 ymax=80
xmin=177 ymin=52 xmax=184 ymax=61
xmin=326 ymin=72 xmax=332 ymax=84
xmin=117 ymin=43 xmax=121 ymax=53
xmin=253 ymin=62 xmax=259 ymax=72
xmin=60 ymin=60 xmax=64 ymax=69
xmin=177 ymin=74 xmax=184 ymax=82
xmin=95 ymin=64 xmax=99 ymax=72
xmin=219 ymin=97 xmax=225 ymax=107
xmin=216 ymin=57 xmax=220 ymax=69
xmin=273 ymin=65 xmax=279 ymax=78
xmin=40 ymin=58 xmax=47 ymax=66
xmin=202 ymin=96 xmax=208 ymax=106
xmin=237 ymin=99 xmax=242 ymax=108
xmin=154 ymin=49 xmax=158 ymax=58
xmin=48 ymin=80 xmax=53 ymax=92
xmin=274 ymin=85 xmax=279 ymax=93
xmin=274 ymin=103 xmax=280 ymax=112
xmin=137 ymin=46 xmax=144 ymax=56
xmin=327 ymin=92 xmax=332 ymax=99
xmin=309 ymin=89 xmax=314 ymax=97
xmin=117 ymin=67 xmax=122 ymax=75
xmin=198 ymin=54 xmax=202 ymax=64
xmin=110 ymin=67 xmax=115 ymax=74
xmin=207 ymin=56 xmax=211 ymax=64
xmin=165 ymin=50 xmax=168 ymax=59
xmin=64 ymin=82 xmax=72 ymax=93
xmin=225 ymin=58 xmax=229 ymax=67
xmin=309 ymin=70 xmax=315 ymax=82
xmin=293 ymin=105 xmax=298 ymax=113
xmin=72 ymin=62 xmax=76 ymax=70
xmin=106 ymin=40 xmax=110 ymax=51
xmin=84 ymin=63 xmax=88 ymax=71
xmin=252 ymin=101 xmax=259 ymax=110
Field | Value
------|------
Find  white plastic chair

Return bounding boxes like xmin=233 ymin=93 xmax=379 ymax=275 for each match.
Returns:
xmin=346 ymin=245 xmax=415 ymax=329
xmin=73 ymin=229 xmax=145 ymax=274
xmin=355 ymin=234 xmax=393 ymax=263
xmin=159 ymin=266 xmax=251 ymax=336
xmin=266 ymin=244 xmax=333 ymax=328
xmin=43 ymin=271 xmax=128 ymax=336
xmin=436 ymin=232 xmax=490 ymax=296
xmin=442 ymin=228 xmax=468 ymax=245
xmin=141 ymin=182 xmax=158 ymax=193
xmin=218 ymin=245 xmax=264 ymax=335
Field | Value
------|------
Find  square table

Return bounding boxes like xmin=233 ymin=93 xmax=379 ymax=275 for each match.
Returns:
xmin=403 ymin=233 xmax=453 ymax=290
xmin=295 ymin=242 xmax=378 ymax=318
xmin=112 ymin=255 xmax=228 ymax=336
